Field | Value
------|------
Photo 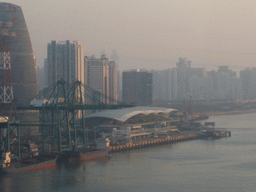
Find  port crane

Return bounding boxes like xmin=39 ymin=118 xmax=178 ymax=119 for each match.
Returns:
xmin=0 ymin=80 xmax=134 ymax=157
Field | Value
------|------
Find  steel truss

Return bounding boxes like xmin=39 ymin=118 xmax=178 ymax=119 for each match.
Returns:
xmin=16 ymin=80 xmax=133 ymax=154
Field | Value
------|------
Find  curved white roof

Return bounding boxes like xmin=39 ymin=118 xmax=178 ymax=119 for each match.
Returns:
xmin=84 ymin=106 xmax=177 ymax=122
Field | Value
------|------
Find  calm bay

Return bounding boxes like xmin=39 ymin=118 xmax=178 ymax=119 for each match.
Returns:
xmin=1 ymin=113 xmax=256 ymax=192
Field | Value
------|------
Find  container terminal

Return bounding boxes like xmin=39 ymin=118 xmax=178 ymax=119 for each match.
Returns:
xmin=0 ymin=81 xmax=230 ymax=173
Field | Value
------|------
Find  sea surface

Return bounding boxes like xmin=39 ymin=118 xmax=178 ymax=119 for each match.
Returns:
xmin=1 ymin=113 xmax=256 ymax=192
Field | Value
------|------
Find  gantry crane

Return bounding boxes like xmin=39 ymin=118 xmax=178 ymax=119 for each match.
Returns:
xmin=1 ymin=80 xmax=134 ymax=156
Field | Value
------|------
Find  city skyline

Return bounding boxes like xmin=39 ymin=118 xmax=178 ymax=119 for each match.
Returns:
xmin=38 ymin=55 xmax=256 ymax=103
xmin=3 ymin=0 xmax=256 ymax=73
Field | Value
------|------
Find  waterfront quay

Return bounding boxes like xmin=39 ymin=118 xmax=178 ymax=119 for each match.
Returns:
xmin=108 ymin=132 xmax=199 ymax=153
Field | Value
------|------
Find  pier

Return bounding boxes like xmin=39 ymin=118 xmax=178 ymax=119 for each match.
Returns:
xmin=108 ymin=133 xmax=198 ymax=153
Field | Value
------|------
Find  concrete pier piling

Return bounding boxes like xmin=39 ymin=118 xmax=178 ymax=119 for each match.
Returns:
xmin=108 ymin=134 xmax=199 ymax=153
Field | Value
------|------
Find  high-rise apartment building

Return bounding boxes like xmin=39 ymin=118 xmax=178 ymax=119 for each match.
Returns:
xmin=176 ymin=57 xmax=191 ymax=100
xmin=170 ymin=68 xmax=177 ymax=100
xmin=44 ymin=59 xmax=48 ymax=88
xmin=46 ymin=40 xmax=84 ymax=86
xmin=188 ymin=67 xmax=206 ymax=100
xmin=234 ymin=78 xmax=243 ymax=101
xmin=216 ymin=66 xmax=237 ymax=100
xmin=117 ymin=70 xmax=122 ymax=102
xmin=110 ymin=49 xmax=119 ymax=62
xmin=151 ymin=69 xmax=171 ymax=102
xmin=240 ymin=68 xmax=256 ymax=100
xmin=171 ymin=57 xmax=208 ymax=100
xmin=37 ymin=66 xmax=46 ymax=92
xmin=109 ymin=61 xmax=117 ymax=104
xmin=87 ymin=55 xmax=109 ymax=104
xmin=122 ymin=69 xmax=152 ymax=106
xmin=86 ymin=55 xmax=118 ymax=104
xmin=206 ymin=70 xmax=218 ymax=100
xmin=0 ymin=3 xmax=38 ymax=106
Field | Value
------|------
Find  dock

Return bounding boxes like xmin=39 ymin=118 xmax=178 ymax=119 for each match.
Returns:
xmin=108 ymin=134 xmax=198 ymax=153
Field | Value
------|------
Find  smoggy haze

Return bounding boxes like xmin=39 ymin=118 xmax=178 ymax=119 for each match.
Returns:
xmin=4 ymin=0 xmax=256 ymax=72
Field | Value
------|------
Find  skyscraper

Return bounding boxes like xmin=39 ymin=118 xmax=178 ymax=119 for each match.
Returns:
xmin=86 ymin=55 xmax=109 ymax=104
xmin=109 ymin=61 xmax=117 ymax=104
xmin=37 ymin=66 xmax=46 ymax=92
xmin=151 ymin=69 xmax=171 ymax=102
xmin=170 ymin=68 xmax=177 ymax=100
xmin=240 ymin=68 xmax=256 ymax=100
xmin=117 ymin=70 xmax=122 ymax=102
xmin=122 ymin=69 xmax=152 ymax=106
xmin=176 ymin=57 xmax=191 ymax=100
xmin=86 ymin=54 xmax=118 ymax=104
xmin=0 ymin=3 xmax=38 ymax=106
xmin=46 ymin=40 xmax=84 ymax=86
xmin=216 ymin=66 xmax=237 ymax=100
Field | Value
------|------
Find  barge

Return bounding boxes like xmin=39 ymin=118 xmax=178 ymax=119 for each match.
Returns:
xmin=199 ymin=122 xmax=231 ymax=139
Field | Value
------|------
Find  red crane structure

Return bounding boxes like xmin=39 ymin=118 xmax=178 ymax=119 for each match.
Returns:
xmin=0 ymin=18 xmax=20 ymax=152
xmin=0 ymin=18 xmax=19 ymax=104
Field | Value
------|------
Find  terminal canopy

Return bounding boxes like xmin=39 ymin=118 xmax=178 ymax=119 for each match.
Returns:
xmin=83 ymin=106 xmax=177 ymax=126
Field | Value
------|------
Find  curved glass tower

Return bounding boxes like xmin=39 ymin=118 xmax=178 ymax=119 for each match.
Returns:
xmin=0 ymin=2 xmax=38 ymax=106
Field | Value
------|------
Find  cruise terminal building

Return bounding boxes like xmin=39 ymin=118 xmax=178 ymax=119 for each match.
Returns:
xmin=83 ymin=107 xmax=179 ymax=141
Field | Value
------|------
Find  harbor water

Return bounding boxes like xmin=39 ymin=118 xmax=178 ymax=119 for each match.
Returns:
xmin=1 ymin=113 xmax=256 ymax=192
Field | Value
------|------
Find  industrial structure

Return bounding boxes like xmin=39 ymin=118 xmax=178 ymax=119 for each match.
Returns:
xmin=0 ymin=3 xmax=38 ymax=106
xmin=0 ymin=80 xmax=133 ymax=157
xmin=0 ymin=3 xmax=39 ymax=143
xmin=0 ymin=18 xmax=18 ymax=104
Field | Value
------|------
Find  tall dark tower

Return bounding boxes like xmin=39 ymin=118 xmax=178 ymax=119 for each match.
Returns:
xmin=122 ymin=70 xmax=152 ymax=106
xmin=0 ymin=3 xmax=38 ymax=106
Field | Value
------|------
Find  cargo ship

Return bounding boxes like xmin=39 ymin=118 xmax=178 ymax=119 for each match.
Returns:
xmin=0 ymin=142 xmax=57 ymax=174
xmin=0 ymin=151 xmax=56 ymax=174
xmin=57 ymin=138 xmax=109 ymax=163
xmin=57 ymin=149 xmax=108 ymax=163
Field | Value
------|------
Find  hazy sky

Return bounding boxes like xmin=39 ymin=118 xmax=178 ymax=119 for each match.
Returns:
xmin=4 ymin=0 xmax=256 ymax=72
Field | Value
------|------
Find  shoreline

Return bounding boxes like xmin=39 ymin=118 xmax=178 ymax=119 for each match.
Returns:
xmin=199 ymin=109 xmax=256 ymax=117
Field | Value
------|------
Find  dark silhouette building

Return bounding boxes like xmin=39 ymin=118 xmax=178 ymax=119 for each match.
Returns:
xmin=122 ymin=69 xmax=152 ymax=106
xmin=0 ymin=3 xmax=39 ymax=135
xmin=0 ymin=3 xmax=38 ymax=106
